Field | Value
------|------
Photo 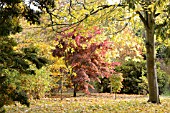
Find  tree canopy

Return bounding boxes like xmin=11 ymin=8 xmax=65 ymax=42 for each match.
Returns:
xmin=0 ymin=0 xmax=54 ymax=110
xmin=43 ymin=0 xmax=170 ymax=103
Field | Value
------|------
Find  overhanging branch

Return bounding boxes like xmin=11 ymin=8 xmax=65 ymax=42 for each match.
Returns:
xmin=25 ymin=2 xmax=128 ymax=33
xmin=44 ymin=4 xmax=118 ymax=31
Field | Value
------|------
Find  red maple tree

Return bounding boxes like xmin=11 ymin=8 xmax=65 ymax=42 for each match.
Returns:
xmin=52 ymin=27 xmax=120 ymax=96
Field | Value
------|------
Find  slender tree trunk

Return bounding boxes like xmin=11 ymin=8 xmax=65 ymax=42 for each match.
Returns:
xmin=114 ymin=92 xmax=116 ymax=100
xmin=73 ymin=89 xmax=76 ymax=97
xmin=60 ymin=76 xmax=63 ymax=100
xmin=110 ymin=84 xmax=112 ymax=94
xmin=73 ymin=83 xmax=77 ymax=97
xmin=145 ymin=12 xmax=160 ymax=103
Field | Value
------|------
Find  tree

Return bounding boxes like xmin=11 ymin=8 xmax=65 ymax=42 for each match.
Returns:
xmin=0 ymin=0 xmax=54 ymax=111
xmin=109 ymin=73 xmax=123 ymax=99
xmin=0 ymin=38 xmax=48 ymax=110
xmin=129 ymin=0 xmax=169 ymax=103
xmin=110 ymin=27 xmax=144 ymax=62
xmin=52 ymin=27 xmax=120 ymax=96
xmin=115 ymin=60 xmax=146 ymax=94
xmin=46 ymin=0 xmax=170 ymax=103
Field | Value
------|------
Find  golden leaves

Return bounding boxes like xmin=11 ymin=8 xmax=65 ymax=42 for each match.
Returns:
xmin=5 ymin=95 xmax=170 ymax=113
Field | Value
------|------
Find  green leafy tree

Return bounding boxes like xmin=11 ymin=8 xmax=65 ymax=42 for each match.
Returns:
xmin=115 ymin=60 xmax=146 ymax=94
xmin=119 ymin=0 xmax=169 ymax=103
xmin=8 ymin=66 xmax=53 ymax=100
xmin=109 ymin=74 xmax=123 ymax=94
xmin=95 ymin=77 xmax=110 ymax=93
xmin=0 ymin=38 xmax=48 ymax=110
xmin=0 ymin=0 xmax=54 ymax=111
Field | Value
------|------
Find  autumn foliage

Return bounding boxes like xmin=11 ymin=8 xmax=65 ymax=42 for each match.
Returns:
xmin=52 ymin=27 xmax=120 ymax=94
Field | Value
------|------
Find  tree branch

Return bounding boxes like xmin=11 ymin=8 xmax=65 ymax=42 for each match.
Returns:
xmin=114 ymin=23 xmax=128 ymax=34
xmin=44 ymin=4 xmax=117 ymax=31
xmin=154 ymin=13 xmax=160 ymax=17
xmin=136 ymin=11 xmax=149 ymax=29
xmin=68 ymin=0 xmax=76 ymax=19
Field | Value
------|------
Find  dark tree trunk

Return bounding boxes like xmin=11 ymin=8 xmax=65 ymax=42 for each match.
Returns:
xmin=73 ymin=83 xmax=77 ymax=97
xmin=73 ymin=89 xmax=76 ymax=97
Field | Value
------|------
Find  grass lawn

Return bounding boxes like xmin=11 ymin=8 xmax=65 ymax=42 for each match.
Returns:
xmin=4 ymin=93 xmax=170 ymax=113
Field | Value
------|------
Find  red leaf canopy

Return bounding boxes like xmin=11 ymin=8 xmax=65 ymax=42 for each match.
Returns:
xmin=53 ymin=27 xmax=120 ymax=94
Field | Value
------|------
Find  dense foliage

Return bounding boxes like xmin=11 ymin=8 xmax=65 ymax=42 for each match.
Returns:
xmin=0 ymin=0 xmax=55 ymax=111
xmin=0 ymin=0 xmax=55 ymax=36
xmin=115 ymin=60 xmax=170 ymax=95
xmin=95 ymin=59 xmax=170 ymax=95
xmin=0 ymin=37 xmax=48 ymax=111
xmin=4 ymin=66 xmax=53 ymax=100
xmin=115 ymin=60 xmax=146 ymax=94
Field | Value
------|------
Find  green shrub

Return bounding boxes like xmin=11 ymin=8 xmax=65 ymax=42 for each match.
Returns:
xmin=94 ymin=59 xmax=170 ymax=95
xmin=115 ymin=60 xmax=170 ymax=95
xmin=19 ymin=66 xmax=54 ymax=99
xmin=157 ymin=67 xmax=170 ymax=95
xmin=0 ymin=69 xmax=30 ymax=111
xmin=94 ymin=77 xmax=110 ymax=93
xmin=94 ymin=74 xmax=123 ymax=93
xmin=162 ymin=73 xmax=170 ymax=96
xmin=138 ymin=75 xmax=148 ymax=95
xmin=1 ymin=66 xmax=54 ymax=100
xmin=115 ymin=60 xmax=146 ymax=94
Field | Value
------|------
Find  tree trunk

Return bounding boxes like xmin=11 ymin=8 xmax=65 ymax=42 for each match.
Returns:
xmin=60 ymin=76 xmax=63 ymax=100
xmin=145 ymin=12 xmax=160 ymax=103
xmin=73 ymin=89 xmax=76 ymax=97
xmin=73 ymin=83 xmax=77 ymax=97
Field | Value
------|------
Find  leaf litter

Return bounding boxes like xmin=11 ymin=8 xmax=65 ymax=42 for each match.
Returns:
xmin=4 ymin=93 xmax=170 ymax=113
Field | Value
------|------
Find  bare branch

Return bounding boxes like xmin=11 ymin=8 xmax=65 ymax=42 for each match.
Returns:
xmin=114 ymin=23 xmax=128 ymax=34
xmin=44 ymin=7 xmax=54 ymax=30
xmin=154 ymin=13 xmax=160 ymax=17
